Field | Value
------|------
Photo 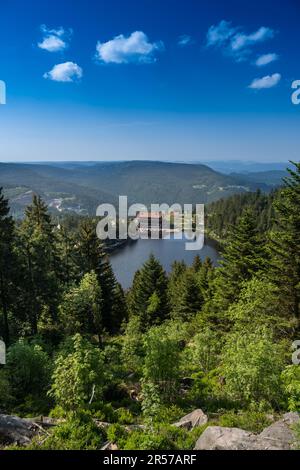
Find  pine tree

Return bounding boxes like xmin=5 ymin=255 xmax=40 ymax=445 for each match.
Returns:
xmin=18 ymin=195 xmax=62 ymax=335
xmin=0 ymin=188 xmax=16 ymax=344
xmin=59 ymin=271 xmax=103 ymax=343
xmin=171 ymin=269 xmax=203 ymax=320
xmin=192 ymin=255 xmax=202 ymax=272
xmin=268 ymin=162 xmax=300 ymax=318
xmin=76 ymin=218 xmax=120 ymax=333
xmin=128 ymin=254 xmax=169 ymax=328
xmin=111 ymin=282 xmax=128 ymax=332
xmin=211 ymin=208 xmax=266 ymax=311
xmin=197 ymin=256 xmax=214 ymax=301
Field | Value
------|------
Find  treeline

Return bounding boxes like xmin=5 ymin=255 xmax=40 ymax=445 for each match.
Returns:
xmin=0 ymin=163 xmax=300 ymax=450
xmin=0 ymin=194 xmax=127 ymax=345
xmin=206 ymin=189 xmax=278 ymax=239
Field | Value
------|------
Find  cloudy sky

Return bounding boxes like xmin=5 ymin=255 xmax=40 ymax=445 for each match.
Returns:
xmin=0 ymin=0 xmax=299 ymax=162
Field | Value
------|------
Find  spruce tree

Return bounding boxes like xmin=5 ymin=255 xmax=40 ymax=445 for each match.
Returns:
xmin=211 ymin=208 xmax=266 ymax=311
xmin=268 ymin=162 xmax=300 ymax=318
xmin=171 ymin=269 xmax=203 ymax=320
xmin=129 ymin=254 xmax=169 ymax=328
xmin=0 ymin=188 xmax=16 ymax=344
xmin=192 ymin=255 xmax=202 ymax=272
xmin=18 ymin=195 xmax=61 ymax=335
xmin=76 ymin=218 xmax=120 ymax=333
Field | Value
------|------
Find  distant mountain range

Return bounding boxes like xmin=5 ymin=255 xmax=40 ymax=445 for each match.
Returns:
xmin=0 ymin=161 xmax=288 ymax=217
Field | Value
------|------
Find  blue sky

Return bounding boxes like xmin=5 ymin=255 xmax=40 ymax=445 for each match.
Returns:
xmin=0 ymin=0 xmax=299 ymax=162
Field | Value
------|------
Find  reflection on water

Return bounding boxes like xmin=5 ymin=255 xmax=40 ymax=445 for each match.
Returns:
xmin=110 ymin=235 xmax=219 ymax=289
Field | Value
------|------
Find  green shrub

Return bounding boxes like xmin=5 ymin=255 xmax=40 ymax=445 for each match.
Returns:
xmin=122 ymin=424 xmax=207 ymax=450
xmin=6 ymin=341 xmax=52 ymax=414
xmin=0 ymin=370 xmax=12 ymax=410
xmin=29 ymin=412 xmax=105 ymax=450
xmin=49 ymin=334 xmax=106 ymax=412
xmin=222 ymin=328 xmax=285 ymax=407
xmin=281 ymin=365 xmax=300 ymax=412
xmin=116 ymin=407 xmax=134 ymax=425
xmin=107 ymin=423 xmax=128 ymax=448
xmin=218 ymin=410 xmax=274 ymax=433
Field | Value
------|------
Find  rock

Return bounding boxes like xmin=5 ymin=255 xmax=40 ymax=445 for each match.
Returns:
xmin=194 ymin=426 xmax=254 ymax=450
xmin=101 ymin=441 xmax=118 ymax=450
xmin=0 ymin=414 xmax=38 ymax=445
xmin=174 ymin=409 xmax=208 ymax=430
xmin=194 ymin=413 xmax=300 ymax=450
xmin=256 ymin=412 xmax=300 ymax=450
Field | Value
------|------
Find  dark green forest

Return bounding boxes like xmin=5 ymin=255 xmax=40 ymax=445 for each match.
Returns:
xmin=0 ymin=163 xmax=300 ymax=450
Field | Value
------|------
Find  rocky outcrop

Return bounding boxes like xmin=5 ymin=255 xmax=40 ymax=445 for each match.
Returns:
xmin=194 ymin=426 xmax=254 ymax=450
xmin=173 ymin=409 xmax=208 ymax=430
xmin=0 ymin=414 xmax=39 ymax=445
xmin=194 ymin=412 xmax=300 ymax=450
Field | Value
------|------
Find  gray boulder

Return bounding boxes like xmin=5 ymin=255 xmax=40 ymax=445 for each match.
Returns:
xmin=194 ymin=412 xmax=300 ymax=450
xmin=0 ymin=414 xmax=38 ymax=445
xmin=173 ymin=409 xmax=208 ymax=430
xmin=194 ymin=426 xmax=255 ymax=450
xmin=256 ymin=412 xmax=299 ymax=450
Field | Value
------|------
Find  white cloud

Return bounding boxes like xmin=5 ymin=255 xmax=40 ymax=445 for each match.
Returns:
xmin=43 ymin=62 xmax=82 ymax=82
xmin=206 ymin=20 xmax=276 ymax=62
xmin=178 ymin=35 xmax=193 ymax=47
xmin=231 ymin=26 xmax=274 ymax=51
xmin=95 ymin=31 xmax=164 ymax=64
xmin=248 ymin=73 xmax=281 ymax=89
xmin=255 ymin=52 xmax=279 ymax=66
xmin=38 ymin=35 xmax=67 ymax=52
xmin=38 ymin=25 xmax=72 ymax=52
xmin=206 ymin=20 xmax=237 ymax=47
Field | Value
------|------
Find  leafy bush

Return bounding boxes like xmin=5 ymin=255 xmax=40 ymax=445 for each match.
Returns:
xmin=182 ymin=326 xmax=221 ymax=375
xmin=29 ymin=412 xmax=105 ymax=450
xmin=115 ymin=407 xmax=134 ymax=425
xmin=0 ymin=370 xmax=12 ymax=410
xmin=122 ymin=424 xmax=206 ymax=450
xmin=49 ymin=334 xmax=106 ymax=412
xmin=281 ymin=365 xmax=300 ymax=412
xmin=218 ymin=410 xmax=274 ymax=433
xmin=222 ymin=328 xmax=285 ymax=407
xmin=6 ymin=341 xmax=52 ymax=414
xmin=142 ymin=324 xmax=181 ymax=403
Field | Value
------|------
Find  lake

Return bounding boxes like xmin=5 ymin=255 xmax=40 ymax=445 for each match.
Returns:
xmin=110 ymin=236 xmax=220 ymax=289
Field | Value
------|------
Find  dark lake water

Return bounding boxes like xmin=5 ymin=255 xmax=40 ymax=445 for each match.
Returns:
xmin=110 ymin=236 xmax=220 ymax=289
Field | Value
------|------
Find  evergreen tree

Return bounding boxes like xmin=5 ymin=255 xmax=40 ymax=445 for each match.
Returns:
xmin=171 ymin=269 xmax=203 ymax=320
xmin=111 ymin=282 xmax=128 ymax=332
xmin=59 ymin=271 xmax=103 ymax=343
xmin=197 ymin=256 xmax=213 ymax=300
xmin=192 ymin=255 xmax=202 ymax=272
xmin=18 ymin=195 xmax=62 ymax=335
xmin=0 ymin=188 xmax=16 ymax=344
xmin=76 ymin=218 xmax=121 ymax=333
xmin=167 ymin=260 xmax=187 ymax=312
xmin=128 ymin=254 xmax=169 ymax=328
xmin=268 ymin=162 xmax=300 ymax=318
xmin=211 ymin=208 xmax=266 ymax=311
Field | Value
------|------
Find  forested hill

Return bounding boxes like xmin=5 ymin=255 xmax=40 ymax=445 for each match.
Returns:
xmin=0 ymin=161 xmax=283 ymax=217
xmin=0 ymin=163 xmax=300 ymax=450
xmin=206 ymin=189 xmax=277 ymax=239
